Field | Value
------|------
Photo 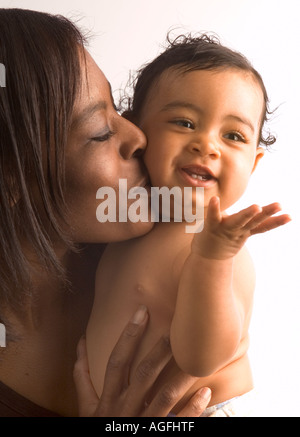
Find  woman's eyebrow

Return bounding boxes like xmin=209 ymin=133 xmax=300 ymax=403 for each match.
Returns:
xmin=72 ymin=101 xmax=107 ymax=128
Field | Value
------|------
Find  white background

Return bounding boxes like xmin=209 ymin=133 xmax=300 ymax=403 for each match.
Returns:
xmin=2 ymin=0 xmax=299 ymax=416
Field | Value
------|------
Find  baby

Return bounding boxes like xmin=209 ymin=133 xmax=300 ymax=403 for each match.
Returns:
xmin=86 ymin=34 xmax=290 ymax=416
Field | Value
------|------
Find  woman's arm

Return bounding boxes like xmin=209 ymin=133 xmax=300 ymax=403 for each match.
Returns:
xmin=73 ymin=306 xmax=211 ymax=417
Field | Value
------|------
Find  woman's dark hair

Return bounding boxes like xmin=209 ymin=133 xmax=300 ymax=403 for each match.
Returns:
xmin=0 ymin=9 xmax=86 ymax=311
xmin=126 ymin=33 xmax=276 ymax=148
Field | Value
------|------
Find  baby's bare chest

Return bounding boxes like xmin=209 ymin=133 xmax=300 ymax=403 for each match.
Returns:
xmin=103 ymin=229 xmax=192 ymax=307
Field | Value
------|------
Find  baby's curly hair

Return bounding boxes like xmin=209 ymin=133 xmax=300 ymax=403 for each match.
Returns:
xmin=124 ymin=32 xmax=276 ymax=148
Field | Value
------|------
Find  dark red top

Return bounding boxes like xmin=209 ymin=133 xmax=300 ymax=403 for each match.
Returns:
xmin=0 ymin=380 xmax=60 ymax=417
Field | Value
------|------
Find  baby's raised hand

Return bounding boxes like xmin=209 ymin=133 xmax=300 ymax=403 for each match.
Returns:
xmin=192 ymin=196 xmax=291 ymax=260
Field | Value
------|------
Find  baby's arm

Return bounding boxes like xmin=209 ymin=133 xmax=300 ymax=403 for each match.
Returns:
xmin=170 ymin=196 xmax=291 ymax=377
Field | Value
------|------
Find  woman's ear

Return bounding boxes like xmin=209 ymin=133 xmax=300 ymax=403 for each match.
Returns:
xmin=251 ymin=147 xmax=265 ymax=174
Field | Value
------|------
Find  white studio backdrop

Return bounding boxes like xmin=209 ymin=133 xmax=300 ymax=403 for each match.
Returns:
xmin=1 ymin=0 xmax=300 ymax=417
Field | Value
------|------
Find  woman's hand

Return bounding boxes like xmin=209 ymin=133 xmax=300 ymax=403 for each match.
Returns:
xmin=73 ymin=305 xmax=211 ymax=417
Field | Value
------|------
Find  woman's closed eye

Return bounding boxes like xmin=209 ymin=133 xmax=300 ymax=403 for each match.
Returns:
xmin=90 ymin=129 xmax=115 ymax=143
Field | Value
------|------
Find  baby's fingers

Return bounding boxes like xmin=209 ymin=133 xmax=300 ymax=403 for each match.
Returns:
xmin=250 ymin=213 xmax=291 ymax=235
xmin=206 ymin=196 xmax=222 ymax=224
xmin=243 ymin=202 xmax=286 ymax=232
xmin=223 ymin=204 xmax=262 ymax=229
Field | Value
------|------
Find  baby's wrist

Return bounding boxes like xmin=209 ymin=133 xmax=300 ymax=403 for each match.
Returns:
xmin=190 ymin=244 xmax=235 ymax=261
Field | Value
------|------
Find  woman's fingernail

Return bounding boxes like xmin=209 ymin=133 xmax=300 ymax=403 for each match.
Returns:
xmin=131 ymin=305 xmax=148 ymax=325
xmin=198 ymin=387 xmax=211 ymax=400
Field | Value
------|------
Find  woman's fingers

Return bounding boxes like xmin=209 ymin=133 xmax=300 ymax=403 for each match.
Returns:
xmin=100 ymin=305 xmax=149 ymax=402
xmin=74 ymin=307 xmax=214 ymax=417
xmin=74 ymin=305 xmax=149 ymax=417
xmin=73 ymin=336 xmax=101 ymax=417
xmin=176 ymin=387 xmax=211 ymax=417
xmin=144 ymin=371 xmax=200 ymax=417
xmin=125 ymin=336 xmax=173 ymax=416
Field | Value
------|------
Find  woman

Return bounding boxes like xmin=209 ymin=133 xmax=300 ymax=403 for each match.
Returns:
xmin=0 ymin=8 xmax=211 ymax=417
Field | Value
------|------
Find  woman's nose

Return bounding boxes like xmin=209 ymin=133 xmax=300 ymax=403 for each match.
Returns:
xmin=119 ymin=117 xmax=147 ymax=160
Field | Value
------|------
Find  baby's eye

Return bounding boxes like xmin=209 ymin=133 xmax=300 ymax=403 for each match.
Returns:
xmin=224 ymin=131 xmax=246 ymax=142
xmin=171 ymin=119 xmax=195 ymax=129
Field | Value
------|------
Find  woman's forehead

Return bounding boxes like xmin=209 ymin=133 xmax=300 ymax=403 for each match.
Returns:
xmin=73 ymin=52 xmax=112 ymax=119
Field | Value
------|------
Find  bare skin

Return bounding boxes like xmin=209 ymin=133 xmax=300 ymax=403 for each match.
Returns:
xmin=0 ymin=245 xmax=100 ymax=416
xmin=86 ymin=69 xmax=291 ymax=414
xmin=0 ymin=52 xmax=212 ymax=417
xmin=74 ymin=306 xmax=212 ymax=417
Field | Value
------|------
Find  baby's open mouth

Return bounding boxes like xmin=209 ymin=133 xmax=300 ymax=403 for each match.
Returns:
xmin=185 ymin=171 xmax=211 ymax=181
xmin=181 ymin=165 xmax=216 ymax=182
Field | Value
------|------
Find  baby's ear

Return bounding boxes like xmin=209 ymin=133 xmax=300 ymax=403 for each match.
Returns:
xmin=251 ymin=147 xmax=265 ymax=174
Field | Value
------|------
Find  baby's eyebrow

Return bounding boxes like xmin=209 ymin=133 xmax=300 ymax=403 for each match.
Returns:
xmin=161 ymin=101 xmax=256 ymax=132
xmin=160 ymin=101 xmax=203 ymax=114
xmin=224 ymin=114 xmax=255 ymax=133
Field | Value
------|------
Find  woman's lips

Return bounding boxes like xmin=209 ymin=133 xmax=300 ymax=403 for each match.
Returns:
xmin=179 ymin=165 xmax=217 ymax=187
xmin=136 ymin=177 xmax=151 ymax=193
